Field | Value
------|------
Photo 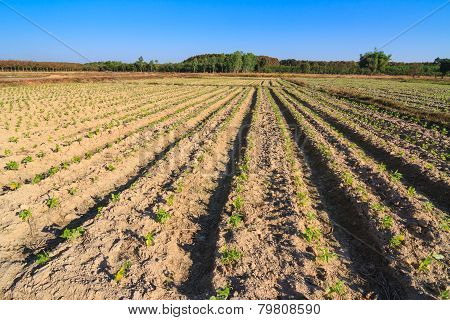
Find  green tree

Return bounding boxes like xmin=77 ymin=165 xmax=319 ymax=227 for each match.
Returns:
xmin=230 ymin=51 xmax=243 ymax=73
xmin=242 ymin=53 xmax=257 ymax=72
xmin=359 ymin=50 xmax=391 ymax=73
xmin=435 ymin=58 xmax=450 ymax=76
xmin=135 ymin=56 xmax=146 ymax=72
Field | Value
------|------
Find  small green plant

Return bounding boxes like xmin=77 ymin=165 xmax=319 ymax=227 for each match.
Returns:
xmin=306 ymin=211 xmax=316 ymax=221
xmin=111 ymin=192 xmax=120 ymax=203
xmin=297 ymin=191 xmax=309 ymax=206
xmin=175 ymin=181 xmax=183 ymax=193
xmin=72 ymin=156 xmax=81 ymax=164
xmin=166 ymin=194 xmax=174 ymax=206
xmin=317 ymin=247 xmax=336 ymax=263
xmin=21 ymin=155 xmax=32 ymax=165
xmin=229 ymin=212 xmax=243 ymax=228
xmin=145 ymin=232 xmax=155 ymax=247
xmin=46 ymin=196 xmax=59 ymax=209
xmin=8 ymin=136 xmax=18 ymax=143
xmin=342 ymin=172 xmax=353 ymax=185
xmin=380 ymin=215 xmax=393 ymax=229
xmin=4 ymin=149 xmax=11 ymax=156
xmin=105 ymin=163 xmax=115 ymax=171
xmin=389 ymin=234 xmax=405 ymax=248
xmin=418 ymin=253 xmax=444 ymax=272
xmin=210 ymin=285 xmax=231 ymax=300
xmin=370 ymin=202 xmax=386 ymax=212
xmin=303 ymin=226 xmax=321 ymax=243
xmin=407 ymin=186 xmax=416 ymax=197
xmin=36 ymin=251 xmax=50 ymax=265
xmin=47 ymin=166 xmax=59 ymax=176
xmin=232 ymin=195 xmax=244 ymax=211
xmin=61 ymin=161 xmax=70 ymax=170
xmin=37 ymin=151 xmax=45 ymax=158
xmin=18 ymin=209 xmax=32 ymax=221
xmin=390 ymin=170 xmax=403 ymax=182
xmin=114 ymin=260 xmax=131 ymax=282
xmin=325 ymin=280 xmax=346 ymax=298
xmin=440 ymin=217 xmax=449 ymax=232
xmin=220 ymin=246 xmax=242 ymax=265
xmin=423 ymin=201 xmax=433 ymax=212
xmin=440 ymin=289 xmax=449 ymax=300
xmin=68 ymin=187 xmax=77 ymax=195
xmin=378 ymin=163 xmax=386 ymax=172
xmin=5 ymin=161 xmax=19 ymax=170
xmin=7 ymin=181 xmax=21 ymax=190
xmin=32 ymin=173 xmax=43 ymax=184
xmin=156 ymin=208 xmax=171 ymax=223
xmin=61 ymin=226 xmax=85 ymax=241
xmin=96 ymin=206 xmax=104 ymax=218
xmin=52 ymin=144 xmax=61 ymax=153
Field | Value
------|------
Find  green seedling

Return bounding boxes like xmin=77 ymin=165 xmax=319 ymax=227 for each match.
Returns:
xmin=46 ymin=196 xmax=59 ymax=209
xmin=440 ymin=218 xmax=449 ymax=232
xmin=96 ymin=206 xmax=104 ymax=218
xmin=7 ymin=181 xmax=21 ymax=190
xmin=111 ymin=193 xmax=120 ymax=203
xmin=5 ymin=161 xmax=19 ymax=170
xmin=21 ymin=155 xmax=32 ymax=165
xmin=303 ymin=226 xmax=321 ymax=243
xmin=229 ymin=212 xmax=243 ymax=228
xmin=389 ymin=234 xmax=405 ymax=248
xmin=380 ymin=215 xmax=393 ymax=229
xmin=8 ymin=136 xmax=18 ymax=143
xmin=114 ymin=260 xmax=131 ymax=283
xmin=342 ymin=172 xmax=353 ymax=185
xmin=317 ymin=247 xmax=336 ymax=263
xmin=390 ymin=170 xmax=403 ymax=182
xmin=61 ymin=226 xmax=85 ymax=241
xmin=68 ymin=187 xmax=77 ymax=195
xmin=52 ymin=144 xmax=61 ymax=153
xmin=378 ymin=163 xmax=387 ymax=172
xmin=105 ymin=163 xmax=115 ymax=171
xmin=72 ymin=156 xmax=81 ymax=164
xmin=210 ymin=285 xmax=231 ymax=300
xmin=407 ymin=186 xmax=416 ymax=197
xmin=145 ymin=232 xmax=155 ymax=247
xmin=47 ymin=166 xmax=59 ymax=176
xmin=18 ymin=209 xmax=32 ymax=221
xmin=36 ymin=251 xmax=50 ymax=265
xmin=370 ymin=202 xmax=386 ymax=213
xmin=440 ymin=289 xmax=449 ymax=300
xmin=326 ymin=280 xmax=346 ymax=298
xmin=175 ymin=181 xmax=183 ymax=193
xmin=156 ymin=208 xmax=171 ymax=223
xmin=32 ymin=174 xmax=43 ymax=184
xmin=220 ymin=246 xmax=242 ymax=265
xmin=306 ymin=211 xmax=316 ymax=221
xmin=37 ymin=151 xmax=45 ymax=158
xmin=61 ymin=161 xmax=70 ymax=170
xmin=418 ymin=253 xmax=444 ymax=272
xmin=297 ymin=191 xmax=309 ymax=207
xmin=423 ymin=201 xmax=433 ymax=212
xmin=4 ymin=149 xmax=11 ymax=156
xmin=166 ymin=194 xmax=174 ymax=206
xmin=232 ymin=195 xmax=244 ymax=211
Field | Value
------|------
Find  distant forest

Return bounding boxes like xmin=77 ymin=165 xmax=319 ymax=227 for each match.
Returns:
xmin=0 ymin=51 xmax=449 ymax=76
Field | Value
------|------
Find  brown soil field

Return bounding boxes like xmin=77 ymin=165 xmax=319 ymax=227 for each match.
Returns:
xmin=0 ymin=75 xmax=448 ymax=300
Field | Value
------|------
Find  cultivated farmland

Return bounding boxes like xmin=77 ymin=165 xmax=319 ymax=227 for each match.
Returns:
xmin=0 ymin=76 xmax=448 ymax=300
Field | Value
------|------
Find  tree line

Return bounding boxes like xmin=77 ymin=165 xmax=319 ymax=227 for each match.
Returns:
xmin=0 ymin=51 xmax=448 ymax=76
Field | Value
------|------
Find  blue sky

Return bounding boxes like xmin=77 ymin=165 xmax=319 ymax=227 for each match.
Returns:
xmin=0 ymin=0 xmax=449 ymax=63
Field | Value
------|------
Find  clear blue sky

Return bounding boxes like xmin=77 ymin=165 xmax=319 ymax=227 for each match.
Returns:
xmin=0 ymin=0 xmax=449 ymax=63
